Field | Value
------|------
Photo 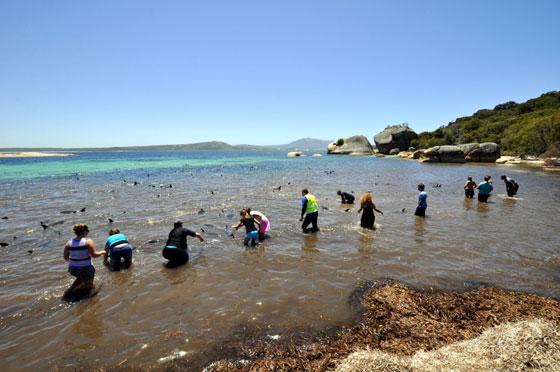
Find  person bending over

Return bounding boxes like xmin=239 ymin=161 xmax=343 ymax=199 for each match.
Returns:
xmin=104 ymin=228 xmax=133 ymax=271
xmin=300 ymin=189 xmax=319 ymax=233
xmin=337 ymin=190 xmax=355 ymax=204
xmin=232 ymin=208 xmax=260 ymax=247
xmin=163 ymin=221 xmax=204 ymax=267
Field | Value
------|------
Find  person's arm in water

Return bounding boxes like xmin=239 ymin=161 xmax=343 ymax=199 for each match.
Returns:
xmin=194 ymin=232 xmax=204 ymax=242
xmin=232 ymin=220 xmax=243 ymax=230
xmin=300 ymin=198 xmax=308 ymax=221
xmin=372 ymin=202 xmax=384 ymax=215
xmin=103 ymin=241 xmax=110 ymax=265
xmin=87 ymin=239 xmax=106 ymax=258
xmin=357 ymin=203 xmax=363 ymax=214
xmin=63 ymin=242 xmax=70 ymax=261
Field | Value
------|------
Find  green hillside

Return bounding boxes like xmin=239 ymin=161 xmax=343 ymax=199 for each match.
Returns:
xmin=413 ymin=91 xmax=560 ymax=156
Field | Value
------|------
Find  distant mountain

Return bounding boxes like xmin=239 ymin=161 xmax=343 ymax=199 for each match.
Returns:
xmin=0 ymin=138 xmax=332 ymax=152
xmin=271 ymin=138 xmax=332 ymax=152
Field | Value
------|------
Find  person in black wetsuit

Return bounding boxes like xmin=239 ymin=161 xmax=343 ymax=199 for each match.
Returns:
xmin=357 ymin=192 xmax=383 ymax=229
xmin=163 ymin=221 xmax=204 ymax=267
xmin=337 ymin=190 xmax=355 ymax=204
xmin=501 ymin=175 xmax=519 ymax=197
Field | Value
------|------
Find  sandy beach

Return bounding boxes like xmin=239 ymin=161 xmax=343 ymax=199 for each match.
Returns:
xmin=0 ymin=151 xmax=73 ymax=158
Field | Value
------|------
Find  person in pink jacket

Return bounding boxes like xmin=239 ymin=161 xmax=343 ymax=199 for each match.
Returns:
xmin=250 ymin=210 xmax=270 ymax=241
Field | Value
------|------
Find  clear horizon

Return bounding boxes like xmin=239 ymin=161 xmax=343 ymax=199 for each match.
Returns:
xmin=1 ymin=0 xmax=559 ymax=148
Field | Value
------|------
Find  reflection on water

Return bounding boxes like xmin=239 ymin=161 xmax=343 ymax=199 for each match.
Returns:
xmin=0 ymin=152 xmax=559 ymax=369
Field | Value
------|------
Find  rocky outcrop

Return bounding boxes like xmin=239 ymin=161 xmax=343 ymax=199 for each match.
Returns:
xmin=420 ymin=146 xmax=466 ymax=163
xmin=458 ymin=142 xmax=501 ymax=162
xmin=287 ymin=151 xmax=303 ymax=157
xmin=373 ymin=125 xmax=418 ymax=154
xmin=327 ymin=135 xmax=374 ymax=155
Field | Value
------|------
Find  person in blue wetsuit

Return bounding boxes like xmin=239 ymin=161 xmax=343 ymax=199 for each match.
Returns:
xmin=163 ymin=221 xmax=204 ymax=267
xmin=104 ymin=228 xmax=133 ymax=271
xmin=477 ymin=176 xmax=494 ymax=202
xmin=414 ymin=184 xmax=428 ymax=217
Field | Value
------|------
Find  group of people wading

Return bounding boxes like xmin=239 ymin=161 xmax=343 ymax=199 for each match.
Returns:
xmin=63 ymin=176 xmax=519 ymax=299
xmin=464 ymin=174 xmax=520 ymax=202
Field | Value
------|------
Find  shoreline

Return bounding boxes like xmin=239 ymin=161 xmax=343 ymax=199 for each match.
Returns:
xmin=196 ymin=281 xmax=560 ymax=371
xmin=0 ymin=151 xmax=74 ymax=158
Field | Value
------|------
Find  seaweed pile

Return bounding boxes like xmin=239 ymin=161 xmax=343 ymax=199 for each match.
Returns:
xmin=201 ymin=281 xmax=560 ymax=371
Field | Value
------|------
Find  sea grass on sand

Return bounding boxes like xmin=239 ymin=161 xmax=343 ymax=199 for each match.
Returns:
xmin=203 ymin=282 xmax=560 ymax=371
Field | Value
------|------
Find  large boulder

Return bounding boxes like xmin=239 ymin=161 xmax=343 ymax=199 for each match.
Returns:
xmin=373 ymin=125 xmax=418 ymax=154
xmin=327 ymin=135 xmax=374 ymax=155
xmin=458 ymin=143 xmax=500 ymax=162
xmin=420 ymin=146 xmax=466 ymax=163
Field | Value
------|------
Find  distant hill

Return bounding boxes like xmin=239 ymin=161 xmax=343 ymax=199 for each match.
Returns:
xmin=413 ymin=91 xmax=560 ymax=156
xmin=0 ymin=138 xmax=331 ymax=152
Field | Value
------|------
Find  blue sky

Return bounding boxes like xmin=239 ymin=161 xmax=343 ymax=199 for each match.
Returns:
xmin=0 ymin=0 xmax=559 ymax=148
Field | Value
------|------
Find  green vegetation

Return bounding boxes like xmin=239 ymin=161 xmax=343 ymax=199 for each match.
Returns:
xmin=336 ymin=138 xmax=345 ymax=146
xmin=412 ymin=91 xmax=560 ymax=156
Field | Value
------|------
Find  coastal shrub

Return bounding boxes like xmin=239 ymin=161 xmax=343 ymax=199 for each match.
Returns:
xmin=336 ymin=138 xmax=344 ymax=146
xmin=417 ymin=91 xmax=560 ymax=155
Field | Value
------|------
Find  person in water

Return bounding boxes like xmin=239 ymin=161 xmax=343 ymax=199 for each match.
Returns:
xmin=357 ymin=191 xmax=383 ymax=229
xmin=63 ymin=224 xmax=106 ymax=298
xmin=249 ymin=209 xmax=270 ymax=241
xmin=415 ymin=184 xmax=428 ymax=217
xmin=477 ymin=176 xmax=493 ymax=203
xmin=300 ymin=189 xmax=319 ymax=233
xmin=163 ymin=221 xmax=204 ymax=267
xmin=501 ymin=175 xmax=519 ymax=197
xmin=103 ymin=228 xmax=133 ymax=271
xmin=337 ymin=190 xmax=355 ymax=204
xmin=232 ymin=209 xmax=260 ymax=247
xmin=464 ymin=176 xmax=477 ymax=198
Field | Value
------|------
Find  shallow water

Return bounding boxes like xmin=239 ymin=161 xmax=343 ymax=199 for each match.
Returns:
xmin=0 ymin=151 xmax=559 ymax=370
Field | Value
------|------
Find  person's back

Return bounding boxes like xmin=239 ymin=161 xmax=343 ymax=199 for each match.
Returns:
xmin=415 ymin=184 xmax=427 ymax=217
xmin=104 ymin=228 xmax=133 ymax=271
xmin=477 ymin=177 xmax=493 ymax=202
xmin=163 ymin=221 xmax=203 ymax=267
xmin=301 ymin=189 xmax=319 ymax=233
xmin=464 ymin=177 xmax=476 ymax=198
xmin=502 ymin=175 xmax=518 ymax=197
xmin=337 ymin=190 xmax=355 ymax=204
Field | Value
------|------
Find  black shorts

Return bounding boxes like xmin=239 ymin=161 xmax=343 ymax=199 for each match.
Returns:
xmin=478 ymin=194 xmax=489 ymax=203
xmin=465 ymin=189 xmax=474 ymax=198
xmin=69 ymin=265 xmax=95 ymax=282
xmin=414 ymin=207 xmax=426 ymax=217
xmin=162 ymin=247 xmax=189 ymax=264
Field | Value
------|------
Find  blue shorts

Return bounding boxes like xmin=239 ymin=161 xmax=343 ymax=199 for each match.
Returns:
xmin=246 ymin=231 xmax=258 ymax=239
xmin=109 ymin=245 xmax=133 ymax=261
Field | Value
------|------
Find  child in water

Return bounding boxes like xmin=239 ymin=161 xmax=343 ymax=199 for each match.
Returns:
xmin=63 ymin=224 xmax=106 ymax=299
xmin=249 ymin=209 xmax=270 ymax=241
xmin=415 ymin=184 xmax=428 ymax=217
xmin=232 ymin=208 xmax=260 ymax=247
xmin=464 ymin=176 xmax=477 ymax=198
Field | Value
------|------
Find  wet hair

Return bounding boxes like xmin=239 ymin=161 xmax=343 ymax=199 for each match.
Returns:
xmin=501 ymin=175 xmax=507 ymax=180
xmin=359 ymin=192 xmax=373 ymax=205
xmin=302 ymin=189 xmax=309 ymax=194
xmin=109 ymin=228 xmax=120 ymax=235
xmin=174 ymin=221 xmax=183 ymax=228
xmin=484 ymin=176 xmax=490 ymax=181
xmin=467 ymin=176 xmax=472 ymax=181
xmin=337 ymin=190 xmax=342 ymax=195
xmin=73 ymin=223 xmax=89 ymax=236
xmin=417 ymin=183 xmax=425 ymax=191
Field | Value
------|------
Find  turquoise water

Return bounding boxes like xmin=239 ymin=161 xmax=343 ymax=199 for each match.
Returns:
xmin=0 ymin=151 xmax=284 ymax=180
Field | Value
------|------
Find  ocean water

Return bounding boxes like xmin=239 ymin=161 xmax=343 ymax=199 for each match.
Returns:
xmin=0 ymin=150 xmax=559 ymax=370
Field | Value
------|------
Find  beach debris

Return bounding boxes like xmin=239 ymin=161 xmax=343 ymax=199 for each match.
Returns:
xmin=158 ymin=350 xmax=188 ymax=363
xmin=273 ymin=186 xmax=282 ymax=191
xmin=0 ymin=242 xmax=9 ymax=247
xmin=198 ymin=208 xmax=205 ymax=215
xmin=1 ymin=216 xmax=8 ymax=220
xmin=108 ymin=218 xmax=114 ymax=224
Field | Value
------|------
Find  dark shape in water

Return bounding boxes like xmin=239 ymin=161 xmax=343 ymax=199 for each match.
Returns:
xmin=108 ymin=218 xmax=114 ymax=224
xmin=401 ymin=208 xmax=406 ymax=213
xmin=1 ymin=216 xmax=8 ymax=220
xmin=148 ymin=239 xmax=158 ymax=244
xmin=198 ymin=208 xmax=205 ymax=215
xmin=28 ymin=250 xmax=33 ymax=254
xmin=344 ymin=208 xmax=350 ymax=212
xmin=40 ymin=221 xmax=49 ymax=229
xmin=60 ymin=210 xmax=76 ymax=214
xmin=50 ymin=220 xmax=65 ymax=227
xmin=0 ymin=242 xmax=9 ymax=247
xmin=13 ymin=236 xmax=17 ymax=239
xmin=273 ymin=186 xmax=281 ymax=191
xmin=63 ymin=284 xmax=101 ymax=302
xmin=322 ymin=206 xmax=329 ymax=210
